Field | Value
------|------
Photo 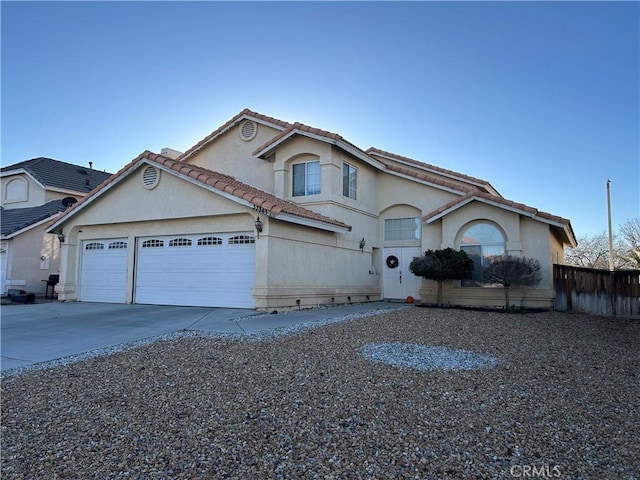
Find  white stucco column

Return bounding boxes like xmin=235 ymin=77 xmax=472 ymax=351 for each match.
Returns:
xmin=54 ymin=228 xmax=78 ymax=301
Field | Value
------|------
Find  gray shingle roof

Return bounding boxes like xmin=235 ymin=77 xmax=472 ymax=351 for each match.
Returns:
xmin=1 ymin=200 xmax=68 ymax=237
xmin=1 ymin=158 xmax=113 ymax=193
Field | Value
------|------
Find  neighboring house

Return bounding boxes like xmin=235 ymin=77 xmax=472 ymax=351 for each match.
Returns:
xmin=47 ymin=109 xmax=576 ymax=310
xmin=0 ymin=158 xmax=112 ymax=295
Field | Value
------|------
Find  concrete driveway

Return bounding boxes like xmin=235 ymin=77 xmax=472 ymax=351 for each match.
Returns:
xmin=1 ymin=301 xmax=400 ymax=374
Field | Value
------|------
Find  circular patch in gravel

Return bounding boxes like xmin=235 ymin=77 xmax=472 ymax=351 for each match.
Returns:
xmin=361 ymin=342 xmax=498 ymax=371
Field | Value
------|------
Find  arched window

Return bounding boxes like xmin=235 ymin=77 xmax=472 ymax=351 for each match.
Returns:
xmin=459 ymin=223 xmax=505 ymax=287
xmin=5 ymin=178 xmax=27 ymax=202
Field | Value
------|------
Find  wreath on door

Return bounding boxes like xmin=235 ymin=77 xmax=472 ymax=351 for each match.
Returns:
xmin=386 ymin=255 xmax=399 ymax=269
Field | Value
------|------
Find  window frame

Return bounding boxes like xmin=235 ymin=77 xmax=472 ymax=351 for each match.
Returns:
xmin=342 ymin=163 xmax=357 ymax=199
xmin=292 ymin=160 xmax=321 ymax=197
xmin=383 ymin=217 xmax=421 ymax=242
xmin=459 ymin=223 xmax=506 ymax=287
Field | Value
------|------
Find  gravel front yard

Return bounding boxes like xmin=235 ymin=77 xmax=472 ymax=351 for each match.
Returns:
xmin=2 ymin=308 xmax=639 ymax=479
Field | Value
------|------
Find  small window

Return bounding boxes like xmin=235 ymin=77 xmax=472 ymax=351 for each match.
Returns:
xmin=384 ymin=218 xmax=421 ymax=241
xmin=198 ymin=236 xmax=223 ymax=246
xmin=343 ymin=163 xmax=357 ymax=199
xmin=459 ymin=223 xmax=506 ymax=287
xmin=85 ymin=242 xmax=105 ymax=250
xmin=292 ymin=161 xmax=321 ymax=196
xmin=108 ymin=241 xmax=127 ymax=249
xmin=229 ymin=235 xmax=256 ymax=245
xmin=169 ymin=238 xmax=192 ymax=247
xmin=5 ymin=178 xmax=28 ymax=202
xmin=142 ymin=239 xmax=164 ymax=248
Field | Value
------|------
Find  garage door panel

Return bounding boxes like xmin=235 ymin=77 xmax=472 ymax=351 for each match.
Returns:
xmin=135 ymin=234 xmax=255 ymax=308
xmin=80 ymin=239 xmax=128 ymax=303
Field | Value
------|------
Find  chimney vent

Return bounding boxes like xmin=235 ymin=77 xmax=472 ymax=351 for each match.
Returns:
xmin=161 ymin=147 xmax=183 ymax=159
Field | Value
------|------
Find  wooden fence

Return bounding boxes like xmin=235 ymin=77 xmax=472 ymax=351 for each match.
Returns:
xmin=553 ymin=264 xmax=640 ymax=317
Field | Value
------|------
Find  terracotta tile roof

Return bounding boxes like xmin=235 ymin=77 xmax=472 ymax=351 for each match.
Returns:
xmin=366 ymin=147 xmax=496 ymax=194
xmin=424 ymin=191 xmax=575 ymax=240
xmin=253 ymin=121 xmax=352 ymax=157
xmin=49 ymin=151 xmax=352 ymax=232
xmin=384 ymin=163 xmax=479 ymax=194
xmin=179 ymin=109 xmax=292 ymax=162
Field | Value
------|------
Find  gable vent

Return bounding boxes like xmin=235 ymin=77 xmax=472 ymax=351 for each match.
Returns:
xmin=142 ymin=165 xmax=160 ymax=189
xmin=239 ymin=120 xmax=257 ymax=141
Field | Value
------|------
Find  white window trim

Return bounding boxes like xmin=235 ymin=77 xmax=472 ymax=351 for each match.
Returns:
xmin=292 ymin=161 xmax=321 ymax=197
xmin=343 ymin=163 xmax=357 ymax=200
xmin=384 ymin=217 xmax=421 ymax=242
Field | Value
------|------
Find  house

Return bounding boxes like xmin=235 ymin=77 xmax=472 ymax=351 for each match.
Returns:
xmin=46 ymin=109 xmax=576 ymax=310
xmin=1 ymin=158 xmax=112 ymax=295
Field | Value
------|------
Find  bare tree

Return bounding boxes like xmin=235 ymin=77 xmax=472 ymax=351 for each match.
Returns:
xmin=482 ymin=255 xmax=542 ymax=310
xmin=565 ymin=232 xmax=611 ymax=269
xmin=618 ymin=218 xmax=640 ymax=269
xmin=565 ymin=218 xmax=640 ymax=270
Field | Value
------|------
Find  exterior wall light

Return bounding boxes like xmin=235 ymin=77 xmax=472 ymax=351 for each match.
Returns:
xmin=57 ymin=233 xmax=65 ymax=244
xmin=255 ymin=217 xmax=263 ymax=239
xmin=359 ymin=237 xmax=366 ymax=253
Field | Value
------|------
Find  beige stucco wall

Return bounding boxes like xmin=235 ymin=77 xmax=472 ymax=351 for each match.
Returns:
xmin=55 ymin=164 xmax=258 ymax=302
xmin=253 ymin=217 xmax=379 ymax=309
xmin=416 ymin=202 xmax=557 ymax=309
xmin=1 ymin=174 xmax=46 ymax=209
xmin=54 ymin=159 xmax=382 ymax=308
xmin=5 ymin=228 xmax=60 ymax=294
xmin=184 ymin=121 xmax=280 ymax=193
xmin=376 ymin=172 xmax=459 ymax=221
xmin=52 ymin=124 xmax=568 ymax=310
xmin=549 ymin=229 xmax=566 ymax=265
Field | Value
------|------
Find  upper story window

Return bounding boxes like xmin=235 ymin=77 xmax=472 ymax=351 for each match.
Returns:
xmin=343 ymin=163 xmax=357 ymax=199
xmin=5 ymin=177 xmax=28 ymax=203
xmin=292 ymin=161 xmax=321 ymax=197
xmin=459 ymin=222 xmax=505 ymax=287
xmin=384 ymin=217 xmax=421 ymax=241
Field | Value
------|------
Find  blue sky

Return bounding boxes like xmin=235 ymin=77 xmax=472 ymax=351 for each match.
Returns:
xmin=2 ymin=1 xmax=638 ymax=238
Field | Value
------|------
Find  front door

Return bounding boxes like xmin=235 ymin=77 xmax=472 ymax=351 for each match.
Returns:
xmin=383 ymin=247 xmax=422 ymax=300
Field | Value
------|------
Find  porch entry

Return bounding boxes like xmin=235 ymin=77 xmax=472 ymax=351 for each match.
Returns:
xmin=382 ymin=247 xmax=422 ymax=300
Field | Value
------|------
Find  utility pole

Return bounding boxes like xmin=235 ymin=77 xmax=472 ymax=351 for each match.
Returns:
xmin=607 ymin=179 xmax=614 ymax=271
xmin=607 ymin=179 xmax=616 ymax=316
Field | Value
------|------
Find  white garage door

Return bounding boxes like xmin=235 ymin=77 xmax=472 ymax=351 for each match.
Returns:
xmin=134 ymin=233 xmax=256 ymax=308
xmin=80 ymin=239 xmax=128 ymax=303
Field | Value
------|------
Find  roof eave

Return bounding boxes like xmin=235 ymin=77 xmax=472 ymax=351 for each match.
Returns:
xmin=160 ymin=161 xmax=352 ymax=233
xmin=48 ymin=155 xmax=352 ymax=236
xmin=46 ymin=159 xmax=146 ymax=233
xmin=273 ymin=212 xmax=351 ymax=233
xmin=369 ymin=149 xmax=499 ymax=195
xmin=0 ymin=169 xmax=45 ymax=189
xmin=425 ymin=195 xmax=577 ymax=247
xmin=4 ymin=214 xmax=62 ymax=239
xmin=180 ymin=112 xmax=289 ymax=162
xmin=389 ymin=169 xmax=470 ymax=196
xmin=254 ymin=129 xmax=385 ymax=171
